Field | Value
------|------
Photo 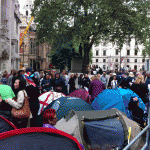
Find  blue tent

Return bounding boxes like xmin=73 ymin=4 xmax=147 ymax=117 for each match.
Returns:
xmin=42 ymin=96 xmax=94 ymax=121
xmin=91 ymin=88 xmax=146 ymax=118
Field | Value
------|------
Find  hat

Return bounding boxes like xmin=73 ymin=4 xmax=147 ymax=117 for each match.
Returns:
xmin=113 ymin=73 xmax=116 ymax=76
xmin=129 ymin=72 xmax=134 ymax=77
xmin=26 ymin=76 xmax=36 ymax=87
xmin=20 ymin=67 xmax=26 ymax=71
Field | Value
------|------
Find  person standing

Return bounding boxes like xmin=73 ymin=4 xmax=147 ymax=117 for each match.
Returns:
xmin=82 ymin=74 xmax=90 ymax=90
xmin=53 ymin=73 xmax=66 ymax=94
xmin=78 ymin=74 xmax=83 ymax=89
xmin=107 ymin=73 xmax=114 ymax=89
xmin=5 ymin=78 xmax=29 ymax=128
xmin=68 ymin=74 xmax=76 ymax=94
xmin=25 ymin=77 xmax=40 ymax=127
xmin=41 ymin=74 xmax=53 ymax=92
xmin=111 ymin=75 xmax=118 ymax=89
xmin=1 ymin=72 xmax=8 ymax=85
xmin=7 ymin=69 xmax=15 ymax=87
xmin=101 ymin=72 xmax=108 ymax=88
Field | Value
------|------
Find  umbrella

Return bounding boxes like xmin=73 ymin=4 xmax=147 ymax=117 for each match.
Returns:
xmin=42 ymin=96 xmax=94 ymax=121
xmin=68 ymin=89 xmax=91 ymax=104
xmin=38 ymin=91 xmax=66 ymax=115
xmin=91 ymin=88 xmax=146 ymax=118
xmin=0 ymin=85 xmax=15 ymax=100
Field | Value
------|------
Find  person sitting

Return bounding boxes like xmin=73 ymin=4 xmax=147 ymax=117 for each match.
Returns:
xmin=128 ymin=97 xmax=145 ymax=128
xmin=43 ymin=108 xmax=57 ymax=128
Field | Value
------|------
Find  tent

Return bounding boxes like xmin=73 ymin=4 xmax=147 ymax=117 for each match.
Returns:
xmin=0 ymin=115 xmax=17 ymax=133
xmin=68 ymin=89 xmax=91 ymax=104
xmin=55 ymin=109 xmax=142 ymax=150
xmin=91 ymin=88 xmax=146 ymax=118
xmin=0 ymin=127 xmax=83 ymax=150
xmin=42 ymin=96 xmax=94 ymax=122
xmin=38 ymin=91 xmax=66 ymax=115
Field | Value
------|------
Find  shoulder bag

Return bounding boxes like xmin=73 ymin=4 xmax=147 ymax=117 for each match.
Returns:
xmin=11 ymin=90 xmax=30 ymax=118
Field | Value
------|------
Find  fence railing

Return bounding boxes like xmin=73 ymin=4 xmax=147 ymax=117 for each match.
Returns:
xmin=123 ymin=100 xmax=150 ymax=150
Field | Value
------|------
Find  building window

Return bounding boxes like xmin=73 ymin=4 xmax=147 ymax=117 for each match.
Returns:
xmin=127 ymin=59 xmax=130 ymax=63
xmin=96 ymin=59 xmax=98 ymax=62
xmin=103 ymin=50 xmax=106 ymax=56
xmin=103 ymin=59 xmax=106 ymax=62
xmin=26 ymin=5 xmax=28 ymax=7
xmin=15 ymin=41 xmax=18 ymax=53
xmin=135 ymin=59 xmax=137 ymax=63
xmin=26 ymin=10 xmax=28 ymax=16
xmin=30 ymin=39 xmax=36 ymax=54
xmin=96 ymin=50 xmax=98 ymax=56
xmin=116 ymin=49 xmax=118 ymax=55
xmin=127 ymin=50 xmax=130 ymax=56
xmin=142 ymin=59 xmax=145 ymax=63
xmin=116 ymin=58 xmax=118 ymax=62
xmin=134 ymin=50 xmax=138 ymax=55
xmin=103 ymin=65 xmax=106 ymax=70
xmin=134 ymin=65 xmax=137 ymax=70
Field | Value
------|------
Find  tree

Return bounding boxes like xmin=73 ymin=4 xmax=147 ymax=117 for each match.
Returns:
xmin=31 ymin=0 xmax=150 ymax=73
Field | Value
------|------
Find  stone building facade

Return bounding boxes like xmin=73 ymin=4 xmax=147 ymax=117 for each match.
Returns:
xmin=92 ymin=38 xmax=149 ymax=71
xmin=0 ymin=0 xmax=21 ymax=74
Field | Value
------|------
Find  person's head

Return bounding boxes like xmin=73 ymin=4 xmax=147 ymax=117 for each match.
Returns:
xmin=14 ymin=78 xmax=25 ymax=91
xmin=80 ymin=74 xmax=83 ymax=78
xmin=70 ymin=73 xmax=74 ymax=78
xmin=84 ymin=74 xmax=88 ymax=78
xmin=19 ymin=67 xmax=26 ymax=75
xmin=2 ymin=72 xmax=7 ymax=78
xmin=110 ymin=73 xmax=113 ymax=77
xmin=45 ymin=74 xmax=50 ymax=80
xmin=103 ymin=72 xmax=106 ymax=76
xmin=55 ymin=73 xmax=60 ymax=79
xmin=43 ymin=108 xmax=57 ymax=126
xmin=128 ymin=97 xmax=139 ymax=110
xmin=113 ymin=75 xmax=116 ymax=80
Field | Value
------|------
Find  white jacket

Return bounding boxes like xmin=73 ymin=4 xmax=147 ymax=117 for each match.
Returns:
xmin=7 ymin=90 xmax=28 ymax=109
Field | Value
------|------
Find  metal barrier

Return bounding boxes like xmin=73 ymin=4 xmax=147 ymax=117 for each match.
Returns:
xmin=123 ymin=101 xmax=150 ymax=150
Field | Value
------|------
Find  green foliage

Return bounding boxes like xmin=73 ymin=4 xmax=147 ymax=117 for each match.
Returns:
xmin=31 ymin=0 xmax=150 ymax=71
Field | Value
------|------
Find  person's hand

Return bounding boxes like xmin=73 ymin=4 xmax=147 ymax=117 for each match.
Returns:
xmin=5 ymin=99 xmax=8 ymax=103
xmin=0 ymin=97 xmax=2 ymax=102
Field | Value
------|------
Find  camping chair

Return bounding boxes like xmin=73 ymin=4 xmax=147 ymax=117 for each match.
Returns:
xmin=0 ymin=127 xmax=83 ymax=150
xmin=0 ymin=115 xmax=17 ymax=133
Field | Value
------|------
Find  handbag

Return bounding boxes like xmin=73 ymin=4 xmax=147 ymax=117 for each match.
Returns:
xmin=11 ymin=90 xmax=30 ymax=118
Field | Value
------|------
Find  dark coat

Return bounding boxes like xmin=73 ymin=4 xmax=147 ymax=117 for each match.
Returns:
xmin=82 ymin=77 xmax=90 ymax=89
xmin=69 ymin=77 xmax=76 ymax=93
xmin=53 ymin=77 xmax=66 ymax=94
xmin=107 ymin=76 xmax=113 ymax=88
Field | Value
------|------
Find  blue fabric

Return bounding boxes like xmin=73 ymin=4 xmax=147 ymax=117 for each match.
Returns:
xmin=85 ymin=118 xmax=124 ymax=149
xmin=91 ymin=88 xmax=146 ymax=118
xmin=43 ymin=97 xmax=94 ymax=121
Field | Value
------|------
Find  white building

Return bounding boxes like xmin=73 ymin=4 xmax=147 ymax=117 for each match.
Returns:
xmin=92 ymin=38 xmax=148 ymax=71
xmin=0 ymin=0 xmax=21 ymax=74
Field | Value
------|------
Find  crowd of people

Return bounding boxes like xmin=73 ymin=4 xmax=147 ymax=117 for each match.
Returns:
xmin=0 ymin=67 xmax=149 ymax=131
